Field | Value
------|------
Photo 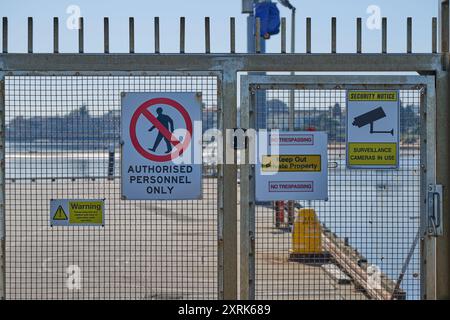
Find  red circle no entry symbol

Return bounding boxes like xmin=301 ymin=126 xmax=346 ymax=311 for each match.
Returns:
xmin=129 ymin=97 xmax=193 ymax=162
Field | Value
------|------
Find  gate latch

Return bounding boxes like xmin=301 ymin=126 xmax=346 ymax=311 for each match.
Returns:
xmin=428 ymin=184 xmax=444 ymax=237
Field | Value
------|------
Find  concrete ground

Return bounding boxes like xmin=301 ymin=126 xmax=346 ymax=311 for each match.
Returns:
xmin=6 ymin=178 xmax=365 ymax=300
xmin=254 ymin=204 xmax=367 ymax=300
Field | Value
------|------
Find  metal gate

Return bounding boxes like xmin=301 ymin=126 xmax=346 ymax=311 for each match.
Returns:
xmin=240 ymin=75 xmax=437 ymax=300
xmin=2 ymin=73 xmax=224 ymax=300
xmin=2 ymin=7 xmax=450 ymax=300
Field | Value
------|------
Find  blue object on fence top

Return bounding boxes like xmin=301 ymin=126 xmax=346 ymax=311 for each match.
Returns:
xmin=255 ymin=2 xmax=281 ymax=39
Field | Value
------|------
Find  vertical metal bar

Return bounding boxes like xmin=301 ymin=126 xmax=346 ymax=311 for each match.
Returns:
xmin=306 ymin=17 xmax=311 ymax=54
xmin=53 ymin=17 xmax=59 ymax=54
xmin=129 ymin=17 xmax=135 ymax=54
xmin=28 ymin=17 xmax=33 ymax=53
xmin=180 ymin=17 xmax=185 ymax=54
xmin=255 ymin=17 xmax=261 ymax=54
xmin=205 ymin=17 xmax=210 ymax=54
xmin=222 ymin=69 xmax=238 ymax=299
xmin=421 ymin=77 xmax=437 ymax=300
xmin=2 ymin=18 xmax=7 ymax=54
xmin=288 ymin=0 xmax=296 ymax=225
xmin=407 ymin=17 xmax=412 ymax=54
xmin=230 ymin=17 xmax=235 ymax=54
xmin=78 ymin=17 xmax=84 ymax=54
xmin=154 ymin=17 xmax=160 ymax=54
xmin=281 ymin=17 xmax=286 ymax=53
xmin=288 ymin=89 xmax=295 ymax=131
xmin=104 ymin=17 xmax=109 ymax=54
xmin=382 ymin=17 xmax=387 ymax=54
xmin=239 ymin=77 xmax=255 ymax=300
xmin=433 ymin=17 xmax=438 ymax=54
xmin=331 ymin=17 xmax=336 ymax=53
xmin=440 ymin=0 xmax=449 ymax=53
xmin=247 ymin=13 xmax=255 ymax=53
xmin=248 ymin=88 xmax=256 ymax=300
xmin=357 ymin=18 xmax=362 ymax=53
xmin=436 ymin=0 xmax=450 ymax=298
xmin=291 ymin=8 xmax=296 ymax=54
xmin=0 ymin=78 xmax=6 ymax=300
xmin=239 ymin=77 xmax=249 ymax=300
xmin=435 ymin=68 xmax=450 ymax=299
xmin=288 ymin=10 xmax=297 ymax=224
xmin=216 ymin=75 xmax=224 ymax=300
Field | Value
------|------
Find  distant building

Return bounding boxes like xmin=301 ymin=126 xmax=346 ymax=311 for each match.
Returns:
xmin=6 ymin=101 xmax=419 ymax=146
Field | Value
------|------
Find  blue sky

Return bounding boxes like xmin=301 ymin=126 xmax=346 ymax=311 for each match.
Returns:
xmin=0 ymin=0 xmax=438 ymax=53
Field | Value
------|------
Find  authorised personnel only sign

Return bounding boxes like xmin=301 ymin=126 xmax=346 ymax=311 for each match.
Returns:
xmin=121 ymin=92 xmax=202 ymax=200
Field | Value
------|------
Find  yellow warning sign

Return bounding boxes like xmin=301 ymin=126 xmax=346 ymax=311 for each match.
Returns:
xmin=53 ymin=206 xmax=68 ymax=220
xmin=348 ymin=143 xmax=397 ymax=166
xmin=261 ymin=155 xmax=321 ymax=172
xmin=69 ymin=201 xmax=103 ymax=225
xmin=348 ymin=91 xmax=398 ymax=101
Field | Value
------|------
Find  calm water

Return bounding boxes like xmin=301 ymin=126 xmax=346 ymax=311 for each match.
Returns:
xmin=301 ymin=157 xmax=421 ymax=300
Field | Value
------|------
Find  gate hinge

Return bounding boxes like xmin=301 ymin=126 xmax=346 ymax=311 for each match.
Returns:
xmin=427 ymin=184 xmax=444 ymax=237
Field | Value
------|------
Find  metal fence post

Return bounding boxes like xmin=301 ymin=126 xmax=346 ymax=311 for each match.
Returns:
xmin=2 ymin=18 xmax=8 ymax=54
xmin=440 ymin=0 xmax=449 ymax=53
xmin=420 ymin=77 xmax=438 ymax=300
xmin=221 ymin=68 xmax=238 ymax=300
xmin=435 ymin=0 xmax=450 ymax=300
xmin=435 ymin=67 xmax=450 ymax=300
xmin=0 ymin=78 xmax=5 ymax=300
xmin=239 ymin=77 xmax=256 ymax=300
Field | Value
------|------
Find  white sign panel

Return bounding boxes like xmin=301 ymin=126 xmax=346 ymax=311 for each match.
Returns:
xmin=121 ymin=92 xmax=202 ymax=200
xmin=346 ymin=90 xmax=400 ymax=169
xmin=255 ymin=132 xmax=328 ymax=201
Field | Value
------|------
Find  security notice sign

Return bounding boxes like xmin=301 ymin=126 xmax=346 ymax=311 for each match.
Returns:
xmin=255 ymin=132 xmax=328 ymax=201
xmin=346 ymin=90 xmax=400 ymax=169
xmin=50 ymin=199 xmax=104 ymax=227
xmin=121 ymin=92 xmax=202 ymax=200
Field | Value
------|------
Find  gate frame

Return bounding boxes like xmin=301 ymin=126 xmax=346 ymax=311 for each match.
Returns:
xmin=0 ymin=69 xmax=235 ymax=300
xmin=0 ymin=51 xmax=448 ymax=300
xmin=239 ymin=74 xmax=437 ymax=300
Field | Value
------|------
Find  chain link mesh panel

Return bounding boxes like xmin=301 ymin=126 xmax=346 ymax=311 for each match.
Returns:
xmin=4 ymin=75 xmax=219 ymax=300
xmin=253 ymin=86 xmax=422 ymax=300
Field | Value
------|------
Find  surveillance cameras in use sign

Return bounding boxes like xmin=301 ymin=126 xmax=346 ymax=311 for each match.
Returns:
xmin=346 ymin=90 xmax=400 ymax=169
xmin=121 ymin=92 xmax=202 ymax=200
xmin=255 ymin=132 xmax=328 ymax=201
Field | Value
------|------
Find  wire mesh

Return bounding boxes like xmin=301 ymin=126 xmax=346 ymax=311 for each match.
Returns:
xmin=4 ymin=75 xmax=219 ymax=300
xmin=254 ymin=86 xmax=422 ymax=300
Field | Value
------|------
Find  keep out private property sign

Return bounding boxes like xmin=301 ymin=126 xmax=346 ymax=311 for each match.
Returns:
xmin=121 ymin=92 xmax=202 ymax=200
xmin=255 ymin=132 xmax=328 ymax=201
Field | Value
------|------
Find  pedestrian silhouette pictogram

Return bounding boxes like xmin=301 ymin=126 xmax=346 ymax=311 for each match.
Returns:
xmin=148 ymin=107 xmax=174 ymax=154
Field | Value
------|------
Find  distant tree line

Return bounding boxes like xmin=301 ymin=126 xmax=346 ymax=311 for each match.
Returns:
xmin=6 ymin=101 xmax=420 ymax=145
xmin=7 ymin=105 xmax=219 ymax=146
xmin=7 ymin=106 xmax=120 ymax=144
xmin=262 ymin=99 xmax=420 ymax=144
